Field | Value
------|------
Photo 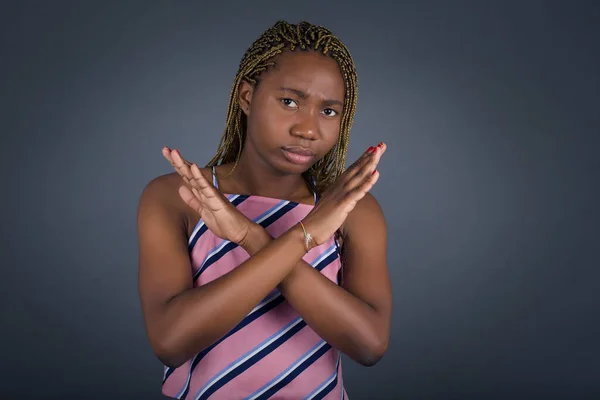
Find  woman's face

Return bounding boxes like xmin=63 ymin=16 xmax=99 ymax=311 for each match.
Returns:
xmin=238 ymin=50 xmax=345 ymax=175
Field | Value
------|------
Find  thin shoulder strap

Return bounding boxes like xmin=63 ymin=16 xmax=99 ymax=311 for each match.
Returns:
xmin=312 ymin=176 xmax=318 ymax=204
xmin=211 ymin=165 xmax=219 ymax=188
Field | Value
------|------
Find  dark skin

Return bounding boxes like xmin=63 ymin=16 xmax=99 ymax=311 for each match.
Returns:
xmin=137 ymin=50 xmax=392 ymax=369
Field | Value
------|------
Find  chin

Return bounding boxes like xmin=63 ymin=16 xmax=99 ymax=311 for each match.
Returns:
xmin=273 ymin=157 xmax=314 ymax=175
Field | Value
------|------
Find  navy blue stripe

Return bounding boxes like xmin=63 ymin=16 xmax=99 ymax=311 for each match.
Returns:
xmin=197 ymin=321 xmax=307 ymax=400
xmin=253 ymin=343 xmax=333 ymax=400
xmin=188 ymin=224 xmax=209 ymax=252
xmin=311 ymin=369 xmax=339 ymax=400
xmin=173 ymin=295 xmax=286 ymax=397
xmin=259 ymin=201 xmax=298 ymax=227
xmin=231 ymin=194 xmax=250 ymax=206
xmin=193 ymin=202 xmax=299 ymax=282
xmin=188 ymin=195 xmax=249 ymax=252
xmin=193 ymin=241 xmax=237 ymax=281
xmin=316 ymin=251 xmax=338 ymax=272
xmin=163 ymin=368 xmax=173 ymax=385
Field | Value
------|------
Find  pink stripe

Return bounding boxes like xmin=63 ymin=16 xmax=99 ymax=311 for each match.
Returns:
xmin=185 ymin=303 xmax=300 ymax=398
xmin=162 ymin=359 xmax=192 ymax=397
xmin=189 ymin=228 xmax=219 ymax=271
xmin=272 ymin=346 xmax=339 ymax=399
xmin=195 ymin=245 xmax=249 ymax=286
xmin=212 ymin=322 xmax=325 ymax=398
xmin=262 ymin=206 xmax=310 ymax=239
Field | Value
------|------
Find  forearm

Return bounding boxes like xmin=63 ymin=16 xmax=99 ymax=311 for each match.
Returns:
xmin=245 ymin=229 xmax=388 ymax=366
xmin=157 ymin=224 xmax=304 ymax=368
xmin=280 ymin=263 xmax=388 ymax=366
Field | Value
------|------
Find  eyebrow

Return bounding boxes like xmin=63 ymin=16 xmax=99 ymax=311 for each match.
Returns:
xmin=279 ymin=87 xmax=344 ymax=108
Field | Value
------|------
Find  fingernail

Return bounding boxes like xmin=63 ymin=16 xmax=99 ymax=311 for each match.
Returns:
xmin=165 ymin=146 xmax=171 ymax=151
xmin=367 ymin=146 xmax=374 ymax=153
xmin=372 ymin=169 xmax=377 ymax=175
xmin=378 ymin=142 xmax=383 ymax=147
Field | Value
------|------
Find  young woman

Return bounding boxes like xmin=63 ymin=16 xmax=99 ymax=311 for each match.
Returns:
xmin=137 ymin=20 xmax=392 ymax=399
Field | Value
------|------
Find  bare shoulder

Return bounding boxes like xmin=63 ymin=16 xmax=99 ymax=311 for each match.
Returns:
xmin=137 ymin=172 xmax=191 ymax=228
xmin=138 ymin=168 xmax=214 ymax=233
xmin=139 ymin=172 xmax=185 ymax=209
xmin=342 ymin=192 xmax=387 ymax=240
xmin=138 ymin=166 xmax=212 ymax=205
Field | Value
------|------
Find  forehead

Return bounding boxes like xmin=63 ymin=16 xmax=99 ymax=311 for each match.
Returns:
xmin=259 ymin=51 xmax=345 ymax=100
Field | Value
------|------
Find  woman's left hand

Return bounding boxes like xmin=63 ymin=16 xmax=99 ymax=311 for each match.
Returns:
xmin=162 ymin=147 xmax=254 ymax=245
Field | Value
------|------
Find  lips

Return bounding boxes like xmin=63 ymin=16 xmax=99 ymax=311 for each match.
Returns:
xmin=282 ymin=146 xmax=316 ymax=156
xmin=281 ymin=146 xmax=316 ymax=165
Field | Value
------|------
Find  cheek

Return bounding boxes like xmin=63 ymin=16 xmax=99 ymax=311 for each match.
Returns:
xmin=321 ymin=119 xmax=341 ymax=145
xmin=261 ymin=100 xmax=290 ymax=133
xmin=248 ymin=100 xmax=288 ymax=144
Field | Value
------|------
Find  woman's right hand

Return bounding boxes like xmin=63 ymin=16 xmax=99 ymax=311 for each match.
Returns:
xmin=302 ymin=142 xmax=387 ymax=248
xmin=162 ymin=147 xmax=254 ymax=246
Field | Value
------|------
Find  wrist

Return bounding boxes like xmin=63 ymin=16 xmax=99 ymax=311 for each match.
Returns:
xmin=239 ymin=222 xmax=271 ymax=255
xmin=299 ymin=218 xmax=320 ymax=252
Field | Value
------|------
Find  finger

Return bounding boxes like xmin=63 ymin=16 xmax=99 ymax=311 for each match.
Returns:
xmin=362 ymin=143 xmax=386 ymax=171
xmin=190 ymin=163 xmax=213 ymax=192
xmin=191 ymin=187 xmax=210 ymax=205
xmin=162 ymin=147 xmax=174 ymax=164
xmin=179 ymin=185 xmax=204 ymax=215
xmin=345 ymin=143 xmax=386 ymax=188
xmin=345 ymin=168 xmax=381 ymax=204
xmin=342 ymin=145 xmax=377 ymax=180
xmin=345 ymin=142 xmax=386 ymax=177
xmin=163 ymin=147 xmax=193 ymax=165
xmin=359 ymin=145 xmax=375 ymax=159
xmin=162 ymin=147 xmax=183 ymax=168
xmin=171 ymin=149 xmax=195 ymax=183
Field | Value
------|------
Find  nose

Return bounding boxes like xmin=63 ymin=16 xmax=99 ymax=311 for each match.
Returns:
xmin=290 ymin=109 xmax=319 ymax=140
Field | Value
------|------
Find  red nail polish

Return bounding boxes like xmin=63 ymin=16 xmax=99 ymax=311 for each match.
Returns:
xmin=378 ymin=142 xmax=383 ymax=147
xmin=367 ymin=146 xmax=374 ymax=153
xmin=372 ymin=169 xmax=377 ymax=175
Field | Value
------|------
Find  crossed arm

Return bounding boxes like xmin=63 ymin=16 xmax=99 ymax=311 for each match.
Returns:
xmin=138 ymin=175 xmax=391 ymax=369
xmin=242 ymin=192 xmax=391 ymax=366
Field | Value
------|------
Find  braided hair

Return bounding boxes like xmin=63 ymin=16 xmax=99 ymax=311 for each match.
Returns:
xmin=206 ymin=20 xmax=358 ymax=198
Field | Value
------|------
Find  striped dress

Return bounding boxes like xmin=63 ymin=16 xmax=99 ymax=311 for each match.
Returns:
xmin=161 ymin=167 xmax=348 ymax=399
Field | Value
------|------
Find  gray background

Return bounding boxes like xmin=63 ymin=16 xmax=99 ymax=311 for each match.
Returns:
xmin=1 ymin=1 xmax=599 ymax=399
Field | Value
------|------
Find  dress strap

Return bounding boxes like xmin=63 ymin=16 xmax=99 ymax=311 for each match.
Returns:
xmin=211 ymin=166 xmax=219 ymax=188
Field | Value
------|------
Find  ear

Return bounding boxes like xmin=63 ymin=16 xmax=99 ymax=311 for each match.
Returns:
xmin=237 ymin=79 xmax=255 ymax=116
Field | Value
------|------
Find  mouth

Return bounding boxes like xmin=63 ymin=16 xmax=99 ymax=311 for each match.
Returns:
xmin=281 ymin=146 xmax=316 ymax=165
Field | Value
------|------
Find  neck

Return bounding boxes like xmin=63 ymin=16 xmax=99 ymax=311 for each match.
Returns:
xmin=225 ymin=144 xmax=311 ymax=201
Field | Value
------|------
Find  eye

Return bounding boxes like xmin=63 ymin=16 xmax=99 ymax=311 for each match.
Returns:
xmin=281 ymin=98 xmax=298 ymax=108
xmin=322 ymin=108 xmax=338 ymax=117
